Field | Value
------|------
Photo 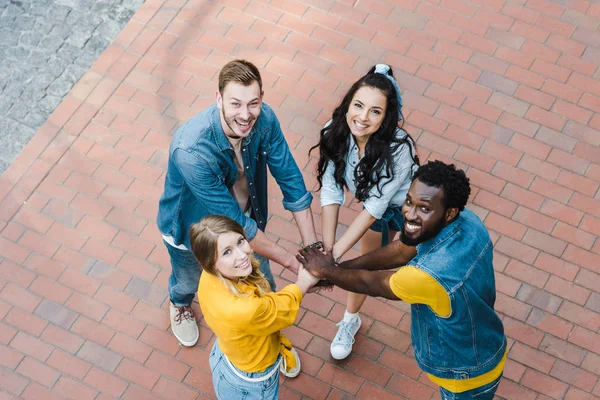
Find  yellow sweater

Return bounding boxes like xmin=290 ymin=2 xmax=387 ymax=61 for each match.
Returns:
xmin=389 ymin=266 xmax=507 ymax=393
xmin=198 ymin=272 xmax=302 ymax=373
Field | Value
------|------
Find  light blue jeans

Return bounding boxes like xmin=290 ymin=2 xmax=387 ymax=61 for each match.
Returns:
xmin=164 ymin=241 xmax=276 ymax=306
xmin=209 ymin=340 xmax=281 ymax=400
xmin=439 ymin=375 xmax=502 ymax=400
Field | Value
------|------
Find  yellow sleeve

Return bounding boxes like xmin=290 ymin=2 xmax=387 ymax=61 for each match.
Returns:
xmin=388 ymin=266 xmax=451 ymax=317
xmin=245 ymin=284 xmax=303 ymax=336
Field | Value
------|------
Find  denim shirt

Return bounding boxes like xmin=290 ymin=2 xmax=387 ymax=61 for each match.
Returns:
xmin=157 ymin=103 xmax=313 ymax=248
xmin=320 ymin=128 xmax=417 ymax=219
xmin=409 ymin=209 xmax=506 ymax=380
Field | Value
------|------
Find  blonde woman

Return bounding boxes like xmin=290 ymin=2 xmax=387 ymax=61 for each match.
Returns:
xmin=190 ymin=215 xmax=319 ymax=399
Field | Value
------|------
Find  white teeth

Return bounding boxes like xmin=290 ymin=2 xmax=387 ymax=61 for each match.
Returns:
xmin=355 ymin=121 xmax=367 ymax=128
xmin=406 ymin=222 xmax=420 ymax=230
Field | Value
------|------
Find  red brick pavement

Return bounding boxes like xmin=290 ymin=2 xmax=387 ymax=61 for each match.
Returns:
xmin=1 ymin=0 xmax=599 ymax=399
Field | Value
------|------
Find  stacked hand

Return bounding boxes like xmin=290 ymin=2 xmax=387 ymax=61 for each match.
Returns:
xmin=296 ymin=246 xmax=337 ymax=279
xmin=296 ymin=242 xmax=332 ymax=292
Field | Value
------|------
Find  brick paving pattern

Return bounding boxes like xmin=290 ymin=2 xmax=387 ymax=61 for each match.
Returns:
xmin=1 ymin=0 xmax=599 ymax=399
xmin=0 ymin=0 xmax=143 ymax=174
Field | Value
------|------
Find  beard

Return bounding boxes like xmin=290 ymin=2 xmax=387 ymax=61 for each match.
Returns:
xmin=222 ymin=108 xmax=254 ymax=139
xmin=400 ymin=217 xmax=446 ymax=246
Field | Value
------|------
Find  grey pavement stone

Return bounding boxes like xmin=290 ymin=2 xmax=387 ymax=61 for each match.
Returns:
xmin=57 ymin=43 xmax=82 ymax=63
xmin=20 ymin=87 xmax=47 ymax=104
xmin=13 ymin=15 xmax=35 ymax=30
xmin=0 ymin=0 xmax=143 ymax=175
xmin=7 ymin=100 xmax=32 ymax=120
xmin=6 ymin=45 xmax=30 ymax=60
xmin=49 ymin=23 xmax=74 ymax=39
xmin=28 ymin=50 xmax=51 ymax=66
xmin=84 ymin=34 xmax=111 ymax=53
xmin=125 ymin=277 xmax=168 ymax=307
xmin=47 ymin=77 xmax=74 ymax=97
xmin=77 ymin=341 xmax=123 ymax=372
xmin=19 ymin=31 xmax=43 ymax=46
xmin=62 ymin=64 xmax=87 ymax=83
xmin=65 ymin=28 xmax=93 ymax=48
xmin=38 ymin=95 xmax=62 ymax=114
xmin=47 ymin=4 xmax=71 ymax=23
xmin=34 ymin=299 xmax=79 ymax=329
xmin=0 ymin=96 xmax=13 ymax=114
xmin=74 ymin=50 xmax=99 ymax=67
xmin=23 ymin=108 xmax=48 ymax=128
xmin=96 ymin=19 xmax=122 ymax=38
xmin=39 ymin=35 xmax=65 ymax=53
xmin=0 ymin=30 xmax=18 ymax=46
xmin=0 ymin=16 xmax=15 ymax=27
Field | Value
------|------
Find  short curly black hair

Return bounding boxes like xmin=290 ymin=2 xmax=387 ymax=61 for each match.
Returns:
xmin=412 ymin=161 xmax=471 ymax=211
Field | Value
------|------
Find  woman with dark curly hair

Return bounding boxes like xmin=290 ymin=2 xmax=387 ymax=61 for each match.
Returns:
xmin=310 ymin=64 xmax=419 ymax=360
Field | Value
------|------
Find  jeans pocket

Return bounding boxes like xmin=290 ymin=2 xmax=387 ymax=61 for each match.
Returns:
xmin=216 ymin=373 xmax=248 ymax=400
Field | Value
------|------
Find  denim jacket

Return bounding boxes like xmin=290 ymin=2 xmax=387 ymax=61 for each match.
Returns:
xmin=409 ymin=209 xmax=506 ymax=380
xmin=157 ymin=103 xmax=313 ymax=249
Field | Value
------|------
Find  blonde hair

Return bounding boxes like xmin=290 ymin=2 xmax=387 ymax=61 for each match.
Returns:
xmin=218 ymin=59 xmax=263 ymax=94
xmin=189 ymin=215 xmax=270 ymax=297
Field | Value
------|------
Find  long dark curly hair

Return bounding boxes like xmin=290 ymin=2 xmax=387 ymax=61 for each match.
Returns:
xmin=310 ymin=65 xmax=419 ymax=201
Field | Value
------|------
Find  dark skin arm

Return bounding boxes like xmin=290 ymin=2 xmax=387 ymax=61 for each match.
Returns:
xmin=296 ymin=247 xmax=410 ymax=300
xmin=339 ymin=239 xmax=418 ymax=271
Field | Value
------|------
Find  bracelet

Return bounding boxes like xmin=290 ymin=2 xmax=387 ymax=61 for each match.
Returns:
xmin=302 ymin=241 xmax=323 ymax=252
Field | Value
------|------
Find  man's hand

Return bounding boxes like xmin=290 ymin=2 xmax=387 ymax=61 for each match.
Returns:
xmin=296 ymin=247 xmax=337 ymax=279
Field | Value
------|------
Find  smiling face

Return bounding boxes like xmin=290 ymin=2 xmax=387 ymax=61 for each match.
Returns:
xmin=400 ymin=179 xmax=455 ymax=246
xmin=345 ymin=85 xmax=387 ymax=142
xmin=214 ymin=231 xmax=253 ymax=279
xmin=217 ymin=81 xmax=263 ymax=139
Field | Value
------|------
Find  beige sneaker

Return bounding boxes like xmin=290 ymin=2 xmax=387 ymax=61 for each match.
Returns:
xmin=170 ymin=302 xmax=199 ymax=347
xmin=280 ymin=347 xmax=301 ymax=378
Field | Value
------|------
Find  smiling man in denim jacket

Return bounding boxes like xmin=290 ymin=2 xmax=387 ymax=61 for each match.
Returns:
xmin=298 ymin=161 xmax=507 ymax=400
xmin=157 ymin=60 xmax=318 ymax=347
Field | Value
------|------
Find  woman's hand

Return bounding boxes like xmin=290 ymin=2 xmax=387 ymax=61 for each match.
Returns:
xmin=295 ymin=265 xmax=321 ymax=295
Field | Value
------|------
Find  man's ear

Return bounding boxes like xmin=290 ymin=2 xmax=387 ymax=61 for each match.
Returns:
xmin=260 ymin=90 xmax=264 ymax=99
xmin=444 ymin=207 xmax=458 ymax=223
xmin=216 ymin=90 xmax=222 ymax=109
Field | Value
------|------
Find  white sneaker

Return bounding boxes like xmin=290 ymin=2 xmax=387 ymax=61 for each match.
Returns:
xmin=330 ymin=316 xmax=361 ymax=360
xmin=280 ymin=347 xmax=301 ymax=378
xmin=170 ymin=302 xmax=199 ymax=347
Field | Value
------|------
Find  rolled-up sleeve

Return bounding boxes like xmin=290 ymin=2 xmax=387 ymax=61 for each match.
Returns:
xmin=320 ymin=160 xmax=345 ymax=207
xmin=264 ymin=116 xmax=313 ymax=212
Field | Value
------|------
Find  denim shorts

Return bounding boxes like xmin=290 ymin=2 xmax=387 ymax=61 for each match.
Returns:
xmin=439 ymin=374 xmax=502 ymax=400
xmin=209 ymin=340 xmax=281 ymax=400
xmin=368 ymin=205 xmax=404 ymax=246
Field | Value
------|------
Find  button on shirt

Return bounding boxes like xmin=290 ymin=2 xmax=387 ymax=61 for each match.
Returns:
xmin=319 ymin=128 xmax=417 ymax=219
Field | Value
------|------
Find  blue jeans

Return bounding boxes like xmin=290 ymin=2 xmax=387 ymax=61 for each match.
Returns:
xmin=209 ymin=340 xmax=280 ymax=400
xmin=164 ymin=241 xmax=276 ymax=306
xmin=368 ymin=205 xmax=404 ymax=246
xmin=439 ymin=375 xmax=502 ymax=400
